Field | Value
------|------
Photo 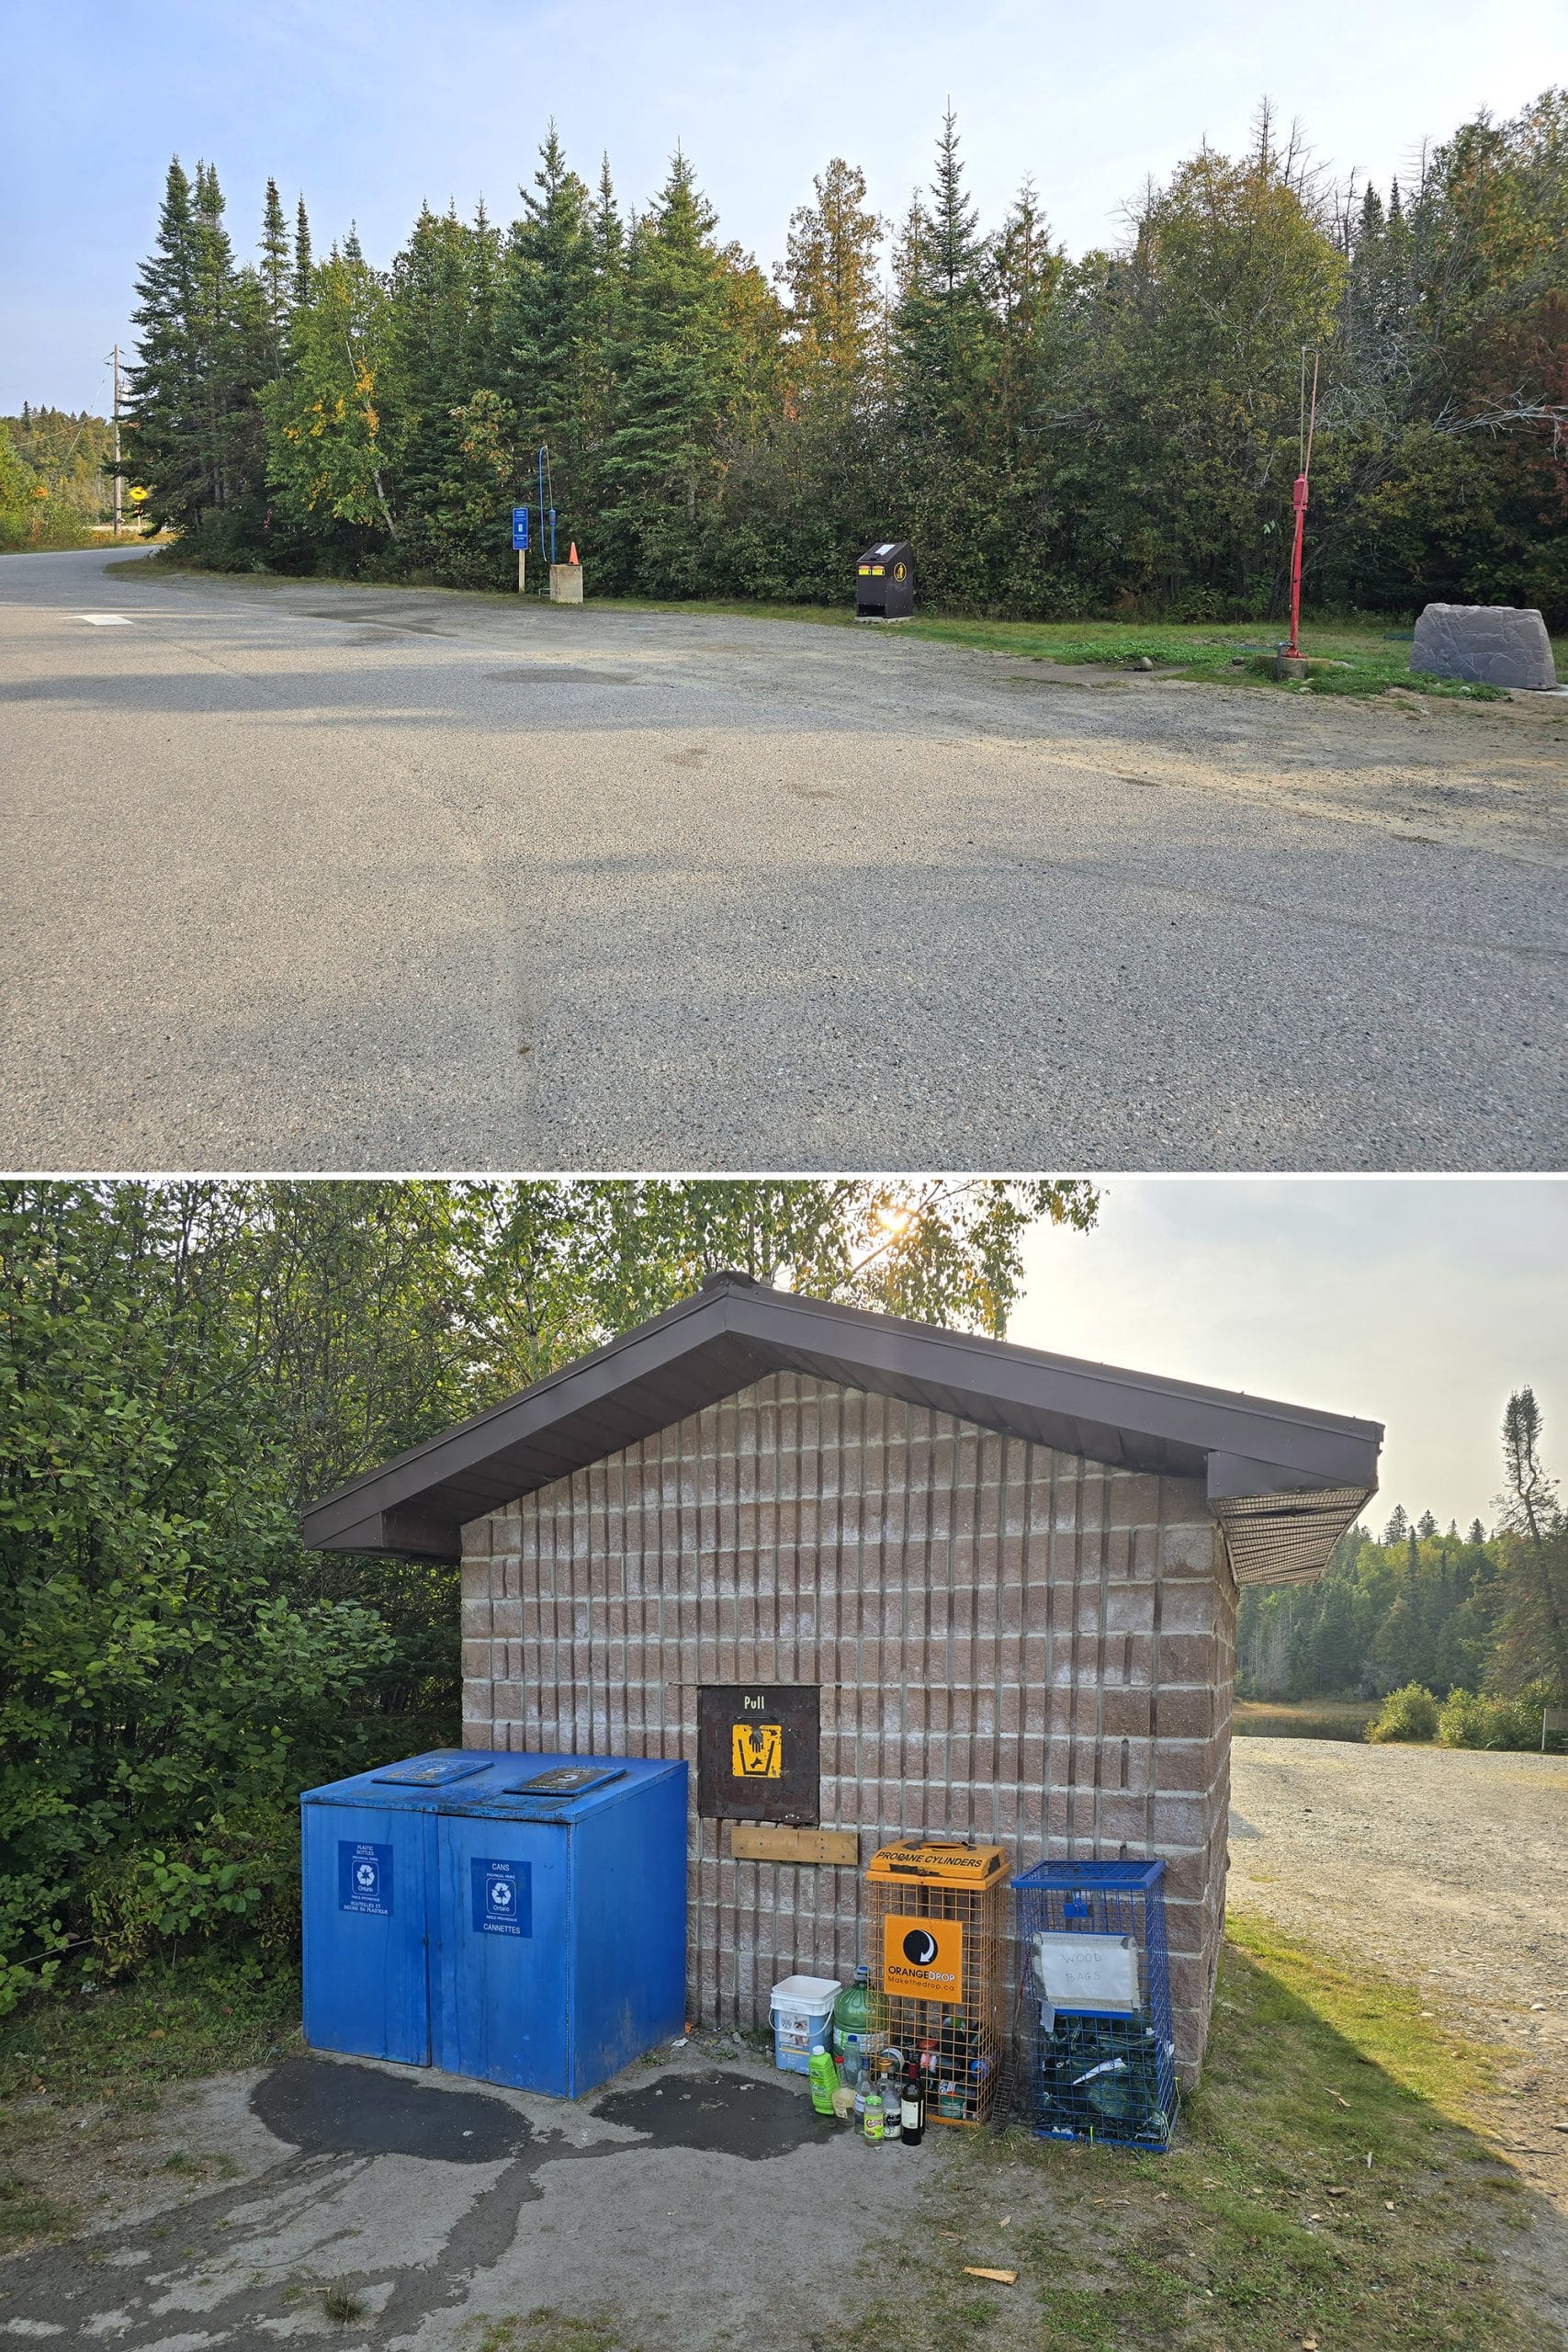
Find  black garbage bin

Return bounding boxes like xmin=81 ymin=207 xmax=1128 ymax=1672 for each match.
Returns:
xmin=855 ymin=540 xmax=914 ymax=619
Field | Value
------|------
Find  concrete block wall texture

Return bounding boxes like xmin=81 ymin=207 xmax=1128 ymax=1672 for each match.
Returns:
xmin=460 ymin=1371 xmax=1237 ymax=2077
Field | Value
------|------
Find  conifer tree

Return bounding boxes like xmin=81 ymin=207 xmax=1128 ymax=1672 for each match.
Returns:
xmin=890 ymin=109 xmax=994 ymax=447
xmin=123 ymin=158 xmax=200 ymax=529
xmin=260 ymin=178 xmax=292 ymax=368
xmin=294 ymin=198 xmax=313 ymax=304
xmin=989 ymin=177 xmax=1062 ymax=457
xmin=598 ymin=149 xmax=734 ymax=590
xmin=389 ymin=202 xmax=500 ymax=567
xmin=499 ymin=124 xmax=596 ymax=548
xmin=780 ymin=158 xmax=883 ymax=391
xmin=580 ymin=155 xmax=627 ymax=453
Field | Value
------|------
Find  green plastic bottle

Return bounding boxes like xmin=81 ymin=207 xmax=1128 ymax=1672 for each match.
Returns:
xmin=832 ymin=1963 xmax=886 ymax=2062
xmin=807 ymin=2042 xmax=838 ymax=2117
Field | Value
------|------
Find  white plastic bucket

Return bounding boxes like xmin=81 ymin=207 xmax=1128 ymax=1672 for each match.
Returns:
xmin=770 ymin=1973 xmax=840 ymax=2075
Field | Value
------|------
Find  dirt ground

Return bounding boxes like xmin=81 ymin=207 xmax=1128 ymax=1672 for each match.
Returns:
xmin=1229 ymin=1736 xmax=1568 ymax=2324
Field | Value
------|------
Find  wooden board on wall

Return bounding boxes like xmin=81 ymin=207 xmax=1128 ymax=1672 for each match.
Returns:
xmin=728 ymin=1823 xmax=859 ymax=1868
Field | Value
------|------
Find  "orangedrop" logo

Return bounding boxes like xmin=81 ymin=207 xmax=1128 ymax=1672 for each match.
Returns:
xmin=882 ymin=1912 xmax=964 ymax=2002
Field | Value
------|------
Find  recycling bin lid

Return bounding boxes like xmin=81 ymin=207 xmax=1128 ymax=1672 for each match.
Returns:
xmin=373 ymin=1752 xmax=491 ymax=1788
xmin=302 ymin=1747 xmax=685 ymax=1818
xmin=502 ymin=1764 xmax=627 ymax=1800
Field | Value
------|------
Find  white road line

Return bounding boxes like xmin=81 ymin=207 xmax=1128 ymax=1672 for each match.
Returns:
xmin=74 ymin=614 xmax=134 ymax=626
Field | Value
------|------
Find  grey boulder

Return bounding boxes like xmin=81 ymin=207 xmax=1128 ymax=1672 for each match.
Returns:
xmin=1411 ymin=602 xmax=1557 ymax=690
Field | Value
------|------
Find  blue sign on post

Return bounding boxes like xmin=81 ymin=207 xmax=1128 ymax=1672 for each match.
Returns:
xmin=512 ymin=507 xmax=530 ymax=552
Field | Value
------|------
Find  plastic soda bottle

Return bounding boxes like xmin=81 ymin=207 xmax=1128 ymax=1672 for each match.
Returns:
xmin=863 ymin=2078 xmax=886 ymax=2144
xmin=807 ymin=2042 xmax=837 ymax=2117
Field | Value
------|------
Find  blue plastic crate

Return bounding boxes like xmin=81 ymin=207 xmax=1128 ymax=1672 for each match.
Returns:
xmin=1010 ymin=1859 xmax=1178 ymax=2151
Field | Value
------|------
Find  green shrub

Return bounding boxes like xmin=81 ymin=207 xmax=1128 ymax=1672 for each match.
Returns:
xmin=1364 ymin=1683 xmax=1440 ymax=1742
xmin=1438 ymin=1682 xmax=1556 ymax=1751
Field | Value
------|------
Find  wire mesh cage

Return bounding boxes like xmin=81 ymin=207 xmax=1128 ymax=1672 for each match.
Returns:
xmin=1010 ymin=1859 xmax=1179 ymax=2152
xmin=864 ymin=1839 xmax=1010 ymax=2129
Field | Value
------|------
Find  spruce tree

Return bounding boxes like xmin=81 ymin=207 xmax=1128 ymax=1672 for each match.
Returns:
xmin=260 ymin=177 xmax=292 ymax=368
xmin=598 ymin=149 xmax=733 ymax=590
xmin=890 ymin=109 xmax=995 ymax=447
xmin=389 ymin=202 xmax=496 ymax=560
xmin=294 ymin=198 xmax=313 ymax=304
xmin=499 ymin=123 xmax=596 ymax=548
xmin=124 ymin=158 xmax=202 ymax=531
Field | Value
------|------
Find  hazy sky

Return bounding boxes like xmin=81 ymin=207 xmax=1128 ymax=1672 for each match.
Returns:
xmin=4 ymin=0 xmax=1562 ymax=413
xmin=1010 ymin=1178 xmax=1568 ymax=1535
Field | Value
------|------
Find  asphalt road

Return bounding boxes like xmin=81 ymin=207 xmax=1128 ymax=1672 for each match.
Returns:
xmin=3 ymin=548 xmax=1564 ymax=1171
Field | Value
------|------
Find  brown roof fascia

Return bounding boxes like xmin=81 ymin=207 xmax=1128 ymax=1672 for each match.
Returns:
xmin=300 ymin=1274 xmax=1381 ymax=1570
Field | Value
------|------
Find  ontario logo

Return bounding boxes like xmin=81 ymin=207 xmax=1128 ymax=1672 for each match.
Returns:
xmin=883 ymin=1912 xmax=964 ymax=2002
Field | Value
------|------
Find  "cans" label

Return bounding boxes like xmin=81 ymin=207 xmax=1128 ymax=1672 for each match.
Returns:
xmin=471 ymin=1856 xmax=532 ymax=1937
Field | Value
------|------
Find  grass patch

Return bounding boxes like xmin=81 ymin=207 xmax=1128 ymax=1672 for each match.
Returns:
xmin=0 ymin=1952 xmax=302 ymax=2117
xmin=1235 ymin=1698 xmax=1378 ymax=1741
xmin=0 ymin=2171 xmax=73 ymax=2248
xmin=824 ymin=1915 xmax=1534 ymax=2352
xmin=472 ymin=2316 xmax=626 ymax=2352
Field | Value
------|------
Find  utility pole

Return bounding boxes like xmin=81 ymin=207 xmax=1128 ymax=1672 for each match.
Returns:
xmin=111 ymin=345 xmax=122 ymax=538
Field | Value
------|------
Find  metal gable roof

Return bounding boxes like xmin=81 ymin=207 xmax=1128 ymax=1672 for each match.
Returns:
xmin=299 ymin=1272 xmax=1382 ymax=1586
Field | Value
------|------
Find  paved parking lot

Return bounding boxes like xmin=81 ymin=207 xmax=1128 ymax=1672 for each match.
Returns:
xmin=3 ymin=549 xmax=1565 ymax=1170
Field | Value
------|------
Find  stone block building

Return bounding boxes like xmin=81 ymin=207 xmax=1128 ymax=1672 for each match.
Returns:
xmin=304 ymin=1273 xmax=1380 ymax=2077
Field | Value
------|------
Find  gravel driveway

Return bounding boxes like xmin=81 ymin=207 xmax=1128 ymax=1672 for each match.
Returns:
xmin=1229 ymin=1737 xmax=1568 ymax=2322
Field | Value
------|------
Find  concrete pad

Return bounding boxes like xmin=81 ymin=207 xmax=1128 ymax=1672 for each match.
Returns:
xmin=0 ymin=2043 xmax=940 ymax=2349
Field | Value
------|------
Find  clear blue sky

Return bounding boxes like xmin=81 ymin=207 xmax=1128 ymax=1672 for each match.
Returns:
xmin=1014 ymin=1177 xmax=1568 ymax=1536
xmin=3 ymin=0 xmax=1562 ymax=413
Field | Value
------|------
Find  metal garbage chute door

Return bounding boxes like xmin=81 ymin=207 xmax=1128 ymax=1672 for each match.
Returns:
xmin=697 ymin=1684 xmax=820 ymax=1824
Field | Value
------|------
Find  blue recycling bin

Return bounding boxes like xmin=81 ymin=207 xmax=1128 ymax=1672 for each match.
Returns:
xmin=300 ymin=1749 xmax=688 ymax=2098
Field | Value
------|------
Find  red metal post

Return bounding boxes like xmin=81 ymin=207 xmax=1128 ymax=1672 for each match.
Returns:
xmin=1287 ymin=471 xmax=1308 ymax=658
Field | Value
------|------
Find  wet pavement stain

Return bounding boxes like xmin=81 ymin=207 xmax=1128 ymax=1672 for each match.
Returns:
xmin=253 ymin=2055 xmax=535 ymax=2162
xmin=592 ymin=2067 xmax=836 ymax=2158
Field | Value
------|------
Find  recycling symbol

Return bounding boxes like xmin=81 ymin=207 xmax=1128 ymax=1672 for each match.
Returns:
xmin=490 ymin=1879 xmax=513 ymax=1909
xmin=355 ymin=1862 xmax=377 ymax=1891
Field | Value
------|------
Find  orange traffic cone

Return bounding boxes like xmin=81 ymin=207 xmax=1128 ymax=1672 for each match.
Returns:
xmin=569 ymin=541 xmax=580 ymax=565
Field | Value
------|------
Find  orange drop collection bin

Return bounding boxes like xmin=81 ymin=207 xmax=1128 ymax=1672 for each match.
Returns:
xmin=864 ymin=1838 xmax=1010 ymax=2128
